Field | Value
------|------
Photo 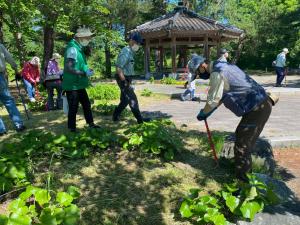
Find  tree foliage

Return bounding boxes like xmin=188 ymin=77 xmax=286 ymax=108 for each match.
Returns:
xmin=0 ymin=0 xmax=299 ymax=73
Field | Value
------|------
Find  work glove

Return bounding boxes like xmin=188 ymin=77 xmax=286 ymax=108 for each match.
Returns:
xmin=197 ymin=108 xmax=217 ymax=121
xmin=86 ymin=69 xmax=94 ymax=77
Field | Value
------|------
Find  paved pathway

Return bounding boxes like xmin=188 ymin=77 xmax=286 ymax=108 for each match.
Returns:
xmin=137 ymin=75 xmax=300 ymax=148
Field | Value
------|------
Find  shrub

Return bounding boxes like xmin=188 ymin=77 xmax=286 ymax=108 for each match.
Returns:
xmin=122 ymin=120 xmax=183 ymax=160
xmin=160 ymin=77 xmax=177 ymax=85
xmin=140 ymin=88 xmax=153 ymax=97
xmin=87 ymin=83 xmax=120 ymax=101
xmin=179 ymin=174 xmax=280 ymax=225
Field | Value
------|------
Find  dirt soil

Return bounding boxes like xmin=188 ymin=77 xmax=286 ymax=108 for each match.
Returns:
xmin=274 ymin=148 xmax=300 ymax=199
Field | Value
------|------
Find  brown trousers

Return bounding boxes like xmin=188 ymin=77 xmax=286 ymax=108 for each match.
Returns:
xmin=234 ymin=96 xmax=273 ymax=181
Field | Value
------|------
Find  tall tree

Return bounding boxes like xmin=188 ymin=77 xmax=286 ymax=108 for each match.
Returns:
xmin=1 ymin=0 xmax=37 ymax=66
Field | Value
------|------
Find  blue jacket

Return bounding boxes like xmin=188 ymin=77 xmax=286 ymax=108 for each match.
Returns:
xmin=214 ymin=62 xmax=267 ymax=117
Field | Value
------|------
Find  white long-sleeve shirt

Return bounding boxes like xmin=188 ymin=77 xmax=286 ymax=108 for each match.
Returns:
xmin=203 ymin=71 xmax=229 ymax=114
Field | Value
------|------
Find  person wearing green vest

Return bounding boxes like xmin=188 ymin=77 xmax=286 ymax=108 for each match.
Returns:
xmin=112 ymin=32 xmax=151 ymax=124
xmin=62 ymin=26 xmax=99 ymax=132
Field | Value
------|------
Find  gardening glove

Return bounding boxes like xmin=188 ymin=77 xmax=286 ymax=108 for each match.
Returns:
xmin=197 ymin=108 xmax=216 ymax=121
xmin=86 ymin=69 xmax=94 ymax=77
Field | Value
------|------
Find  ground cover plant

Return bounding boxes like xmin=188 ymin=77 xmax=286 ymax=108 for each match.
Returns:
xmin=0 ymin=91 xmax=287 ymax=225
xmin=0 ymin=185 xmax=80 ymax=225
xmin=122 ymin=120 xmax=183 ymax=160
xmin=87 ymin=84 xmax=120 ymax=101
xmin=179 ymin=174 xmax=280 ymax=225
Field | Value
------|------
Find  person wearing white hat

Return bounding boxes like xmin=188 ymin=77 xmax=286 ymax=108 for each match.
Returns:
xmin=274 ymin=48 xmax=289 ymax=87
xmin=45 ymin=53 xmax=63 ymax=110
xmin=218 ymin=48 xmax=229 ymax=62
xmin=62 ymin=26 xmax=99 ymax=132
xmin=21 ymin=56 xmax=41 ymax=102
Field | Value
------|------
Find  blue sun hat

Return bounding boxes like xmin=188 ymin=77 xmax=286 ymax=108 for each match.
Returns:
xmin=129 ymin=32 xmax=143 ymax=45
xmin=188 ymin=55 xmax=206 ymax=74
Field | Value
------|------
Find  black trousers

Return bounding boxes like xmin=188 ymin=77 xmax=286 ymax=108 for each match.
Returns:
xmin=45 ymin=80 xmax=62 ymax=110
xmin=234 ymin=96 xmax=273 ymax=181
xmin=113 ymin=75 xmax=143 ymax=123
xmin=66 ymin=89 xmax=93 ymax=130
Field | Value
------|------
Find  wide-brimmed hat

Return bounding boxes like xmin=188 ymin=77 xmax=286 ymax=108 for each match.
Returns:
xmin=30 ymin=56 xmax=40 ymax=66
xmin=283 ymin=48 xmax=289 ymax=53
xmin=52 ymin=53 xmax=61 ymax=60
xmin=75 ymin=26 xmax=94 ymax=38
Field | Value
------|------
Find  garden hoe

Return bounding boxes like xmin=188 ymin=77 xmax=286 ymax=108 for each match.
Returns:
xmin=204 ymin=119 xmax=219 ymax=166
xmin=11 ymin=76 xmax=30 ymax=120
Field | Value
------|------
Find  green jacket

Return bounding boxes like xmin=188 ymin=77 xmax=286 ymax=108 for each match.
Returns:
xmin=62 ymin=39 xmax=89 ymax=91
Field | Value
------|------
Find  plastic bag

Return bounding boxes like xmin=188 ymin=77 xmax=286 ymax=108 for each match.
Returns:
xmin=62 ymin=95 xmax=68 ymax=115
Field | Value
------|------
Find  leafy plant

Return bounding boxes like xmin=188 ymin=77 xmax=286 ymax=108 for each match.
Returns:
xmin=149 ymin=76 xmax=155 ymax=84
xmin=27 ymin=98 xmax=47 ymax=112
xmin=122 ymin=120 xmax=183 ymax=160
xmin=93 ymin=102 xmax=130 ymax=116
xmin=199 ymin=133 xmax=225 ymax=155
xmin=87 ymin=84 xmax=120 ymax=101
xmin=160 ymin=77 xmax=178 ymax=85
xmin=0 ymin=156 xmax=29 ymax=193
xmin=140 ymin=88 xmax=153 ymax=97
xmin=0 ymin=185 xmax=80 ymax=225
xmin=0 ymin=128 xmax=118 ymax=194
xmin=179 ymin=174 xmax=280 ymax=225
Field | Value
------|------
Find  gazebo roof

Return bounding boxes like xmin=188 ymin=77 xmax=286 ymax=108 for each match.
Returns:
xmin=134 ymin=6 xmax=243 ymax=40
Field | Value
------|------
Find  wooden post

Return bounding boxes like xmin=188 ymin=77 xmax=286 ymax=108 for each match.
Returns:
xmin=217 ymin=41 xmax=221 ymax=57
xmin=171 ymin=36 xmax=177 ymax=75
xmin=144 ymin=39 xmax=151 ymax=79
xmin=204 ymin=35 xmax=209 ymax=59
xmin=159 ymin=47 xmax=164 ymax=74
xmin=183 ymin=47 xmax=188 ymax=67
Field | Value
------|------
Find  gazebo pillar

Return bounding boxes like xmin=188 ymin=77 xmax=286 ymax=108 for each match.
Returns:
xmin=159 ymin=46 xmax=164 ymax=74
xmin=204 ymin=34 xmax=209 ymax=59
xmin=171 ymin=36 xmax=177 ymax=75
xmin=144 ymin=39 xmax=151 ymax=79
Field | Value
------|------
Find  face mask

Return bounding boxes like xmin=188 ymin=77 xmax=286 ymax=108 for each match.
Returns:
xmin=79 ymin=39 xmax=90 ymax=47
xmin=131 ymin=44 xmax=140 ymax=52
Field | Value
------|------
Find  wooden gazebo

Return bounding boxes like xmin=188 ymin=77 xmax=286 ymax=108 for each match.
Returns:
xmin=131 ymin=3 xmax=244 ymax=78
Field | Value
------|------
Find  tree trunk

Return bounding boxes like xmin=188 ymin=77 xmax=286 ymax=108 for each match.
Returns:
xmin=0 ymin=10 xmax=3 ymax=43
xmin=42 ymin=24 xmax=55 ymax=79
xmin=104 ymin=41 xmax=112 ymax=78
xmin=232 ymin=36 xmax=246 ymax=64
xmin=13 ymin=32 xmax=26 ymax=67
